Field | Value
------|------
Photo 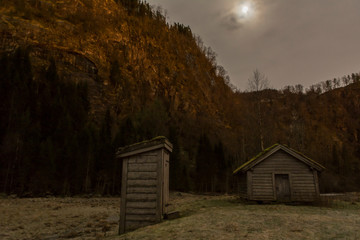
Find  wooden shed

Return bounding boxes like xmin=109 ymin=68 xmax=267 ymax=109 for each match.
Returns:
xmin=116 ymin=137 xmax=173 ymax=234
xmin=233 ymin=144 xmax=325 ymax=202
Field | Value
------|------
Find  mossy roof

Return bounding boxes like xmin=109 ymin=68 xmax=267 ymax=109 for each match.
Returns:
xmin=233 ymin=144 xmax=325 ymax=174
xmin=233 ymin=144 xmax=279 ymax=174
xmin=116 ymin=136 xmax=173 ymax=157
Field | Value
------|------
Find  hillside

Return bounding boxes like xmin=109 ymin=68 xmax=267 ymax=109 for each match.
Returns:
xmin=0 ymin=0 xmax=233 ymax=121
xmin=233 ymin=83 xmax=360 ymax=191
xmin=0 ymin=0 xmax=237 ymax=195
xmin=0 ymin=0 xmax=359 ymax=195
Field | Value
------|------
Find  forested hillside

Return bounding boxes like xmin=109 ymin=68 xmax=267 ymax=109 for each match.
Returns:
xmin=0 ymin=0 xmax=359 ymax=196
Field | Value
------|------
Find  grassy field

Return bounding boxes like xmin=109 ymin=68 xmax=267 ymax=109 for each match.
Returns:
xmin=0 ymin=197 xmax=120 ymax=240
xmin=115 ymin=193 xmax=360 ymax=240
xmin=1 ymin=193 xmax=360 ymax=240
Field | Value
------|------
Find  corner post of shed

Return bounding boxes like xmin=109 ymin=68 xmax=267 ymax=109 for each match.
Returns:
xmin=313 ymin=169 xmax=320 ymax=197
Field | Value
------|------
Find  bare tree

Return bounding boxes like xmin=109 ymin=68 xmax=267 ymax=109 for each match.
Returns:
xmin=247 ymin=69 xmax=269 ymax=151
xmin=247 ymin=69 xmax=269 ymax=92
xmin=295 ymin=84 xmax=304 ymax=94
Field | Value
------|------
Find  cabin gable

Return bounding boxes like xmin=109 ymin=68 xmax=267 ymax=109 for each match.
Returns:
xmin=250 ymin=149 xmax=317 ymax=201
xmin=235 ymin=144 xmax=324 ymax=202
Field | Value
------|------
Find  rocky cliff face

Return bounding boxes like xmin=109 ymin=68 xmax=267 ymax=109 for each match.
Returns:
xmin=1 ymin=0 xmax=115 ymax=122
xmin=0 ymin=0 xmax=233 ymax=126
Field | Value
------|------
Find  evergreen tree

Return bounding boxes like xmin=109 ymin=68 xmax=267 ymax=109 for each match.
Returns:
xmin=195 ymin=134 xmax=213 ymax=192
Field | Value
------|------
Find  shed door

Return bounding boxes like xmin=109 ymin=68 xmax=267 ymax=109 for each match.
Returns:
xmin=275 ymin=174 xmax=291 ymax=202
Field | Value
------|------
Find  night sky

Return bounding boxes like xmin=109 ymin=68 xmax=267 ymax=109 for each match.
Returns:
xmin=147 ymin=0 xmax=360 ymax=90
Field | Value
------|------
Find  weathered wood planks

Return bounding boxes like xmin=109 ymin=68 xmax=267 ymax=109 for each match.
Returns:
xmin=117 ymin=137 xmax=173 ymax=234
xmin=235 ymin=145 xmax=324 ymax=203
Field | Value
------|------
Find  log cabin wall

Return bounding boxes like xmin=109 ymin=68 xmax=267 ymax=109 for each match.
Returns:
xmin=120 ymin=149 xmax=161 ymax=233
xmin=118 ymin=137 xmax=172 ymax=234
xmin=249 ymin=149 xmax=318 ymax=202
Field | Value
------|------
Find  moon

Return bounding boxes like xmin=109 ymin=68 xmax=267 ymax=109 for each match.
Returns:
xmin=235 ymin=3 xmax=253 ymax=19
xmin=242 ymin=6 xmax=249 ymax=14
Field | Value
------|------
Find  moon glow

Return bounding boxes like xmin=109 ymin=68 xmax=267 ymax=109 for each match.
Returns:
xmin=235 ymin=2 xmax=254 ymax=19
xmin=242 ymin=6 xmax=249 ymax=14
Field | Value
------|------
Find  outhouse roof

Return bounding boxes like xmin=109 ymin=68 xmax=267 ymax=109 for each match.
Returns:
xmin=116 ymin=136 xmax=173 ymax=158
xmin=233 ymin=144 xmax=325 ymax=174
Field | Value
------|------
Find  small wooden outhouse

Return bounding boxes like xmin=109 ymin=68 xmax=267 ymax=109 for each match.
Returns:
xmin=117 ymin=137 xmax=173 ymax=234
xmin=233 ymin=144 xmax=325 ymax=202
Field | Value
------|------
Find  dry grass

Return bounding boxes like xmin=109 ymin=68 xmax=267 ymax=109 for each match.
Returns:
xmin=114 ymin=193 xmax=360 ymax=240
xmin=0 ymin=197 xmax=120 ymax=240
xmin=1 ymin=193 xmax=360 ymax=240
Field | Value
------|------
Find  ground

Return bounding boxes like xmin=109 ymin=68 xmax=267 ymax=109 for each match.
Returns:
xmin=0 ymin=197 xmax=120 ymax=240
xmin=1 ymin=193 xmax=359 ymax=240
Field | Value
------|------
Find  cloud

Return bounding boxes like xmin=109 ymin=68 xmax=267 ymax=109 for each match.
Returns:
xmin=219 ymin=0 xmax=263 ymax=31
xmin=221 ymin=13 xmax=245 ymax=31
xmin=147 ymin=0 xmax=360 ymax=90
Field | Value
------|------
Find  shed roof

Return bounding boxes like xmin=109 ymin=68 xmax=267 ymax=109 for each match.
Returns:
xmin=233 ymin=144 xmax=325 ymax=174
xmin=116 ymin=136 xmax=173 ymax=158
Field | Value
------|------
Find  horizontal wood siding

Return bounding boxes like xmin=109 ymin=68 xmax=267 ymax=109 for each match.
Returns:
xmin=126 ymin=208 xmax=157 ymax=215
xmin=126 ymin=193 xmax=157 ymax=202
xmin=128 ymin=163 xmax=157 ymax=172
xmin=127 ymin=179 xmax=157 ymax=187
xmin=128 ymin=153 xmax=159 ymax=164
xmin=126 ymin=201 xmax=157 ymax=209
xmin=251 ymin=150 xmax=317 ymax=201
xmin=251 ymin=173 xmax=274 ymax=200
xmin=127 ymin=172 xmax=157 ymax=180
xmin=127 ymin=187 xmax=157 ymax=194
xmin=122 ymin=149 xmax=162 ymax=233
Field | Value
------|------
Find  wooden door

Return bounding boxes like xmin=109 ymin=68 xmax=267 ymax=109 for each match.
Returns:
xmin=275 ymin=174 xmax=291 ymax=202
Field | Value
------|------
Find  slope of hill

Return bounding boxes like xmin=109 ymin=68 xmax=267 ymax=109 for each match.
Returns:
xmin=233 ymin=82 xmax=360 ymax=191
xmin=0 ymin=0 xmax=233 ymax=122
xmin=0 ymin=0 xmax=236 ymax=195
xmin=0 ymin=0 xmax=359 ymax=195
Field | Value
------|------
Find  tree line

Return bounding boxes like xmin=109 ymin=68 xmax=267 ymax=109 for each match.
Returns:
xmin=281 ymin=72 xmax=360 ymax=95
xmin=0 ymin=48 xmax=235 ymax=196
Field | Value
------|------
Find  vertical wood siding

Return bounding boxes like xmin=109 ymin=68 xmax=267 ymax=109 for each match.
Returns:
xmin=250 ymin=150 xmax=317 ymax=202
